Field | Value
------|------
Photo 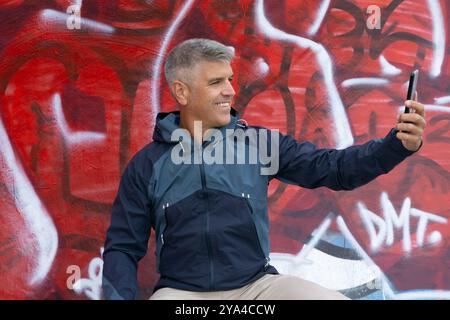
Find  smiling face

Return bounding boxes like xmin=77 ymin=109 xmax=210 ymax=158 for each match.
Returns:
xmin=176 ymin=60 xmax=235 ymax=133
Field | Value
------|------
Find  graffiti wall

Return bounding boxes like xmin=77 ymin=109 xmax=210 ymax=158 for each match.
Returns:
xmin=0 ymin=0 xmax=449 ymax=300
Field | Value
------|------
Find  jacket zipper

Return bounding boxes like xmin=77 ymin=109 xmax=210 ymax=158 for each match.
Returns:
xmin=159 ymin=203 xmax=169 ymax=270
xmin=199 ymin=151 xmax=214 ymax=290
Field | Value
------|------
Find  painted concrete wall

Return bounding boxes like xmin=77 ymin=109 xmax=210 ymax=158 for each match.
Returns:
xmin=0 ymin=0 xmax=449 ymax=299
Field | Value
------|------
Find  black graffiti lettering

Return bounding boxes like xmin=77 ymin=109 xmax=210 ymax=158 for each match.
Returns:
xmin=426 ymin=114 xmax=450 ymax=143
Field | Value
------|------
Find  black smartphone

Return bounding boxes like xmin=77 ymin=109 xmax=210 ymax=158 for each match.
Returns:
xmin=405 ymin=70 xmax=419 ymax=113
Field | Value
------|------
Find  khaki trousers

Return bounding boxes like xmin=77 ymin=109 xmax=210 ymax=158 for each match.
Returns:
xmin=149 ymin=274 xmax=350 ymax=300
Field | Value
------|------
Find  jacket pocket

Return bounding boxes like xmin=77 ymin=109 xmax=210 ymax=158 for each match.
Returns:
xmin=242 ymin=196 xmax=267 ymax=264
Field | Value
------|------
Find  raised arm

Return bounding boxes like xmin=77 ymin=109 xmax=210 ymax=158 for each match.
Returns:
xmin=272 ymin=99 xmax=425 ymax=190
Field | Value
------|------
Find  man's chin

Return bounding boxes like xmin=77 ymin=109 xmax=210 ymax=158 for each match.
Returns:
xmin=219 ymin=116 xmax=231 ymax=127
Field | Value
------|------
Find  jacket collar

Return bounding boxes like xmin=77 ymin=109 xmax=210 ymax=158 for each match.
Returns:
xmin=153 ymin=108 xmax=241 ymax=143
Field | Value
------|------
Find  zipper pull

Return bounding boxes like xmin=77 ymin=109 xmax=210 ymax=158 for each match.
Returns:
xmin=178 ymin=137 xmax=185 ymax=154
xmin=161 ymin=234 xmax=164 ymax=245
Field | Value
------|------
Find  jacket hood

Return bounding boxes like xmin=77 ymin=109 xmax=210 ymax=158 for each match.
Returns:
xmin=152 ymin=108 xmax=241 ymax=143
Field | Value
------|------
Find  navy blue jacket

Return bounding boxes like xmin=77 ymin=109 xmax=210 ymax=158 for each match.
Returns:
xmin=102 ymin=109 xmax=414 ymax=299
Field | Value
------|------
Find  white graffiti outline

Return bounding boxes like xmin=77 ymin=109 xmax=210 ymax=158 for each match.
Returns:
xmin=73 ymin=247 xmax=104 ymax=300
xmin=341 ymin=77 xmax=390 ymax=88
xmin=379 ymin=55 xmax=402 ymax=76
xmin=294 ymin=212 xmax=334 ymax=265
xmin=151 ymin=0 xmax=196 ymax=114
xmin=397 ymin=104 xmax=450 ymax=114
xmin=358 ymin=192 xmax=447 ymax=253
xmin=307 ymin=0 xmax=331 ymax=36
xmin=52 ymin=93 xmax=106 ymax=144
xmin=0 ymin=119 xmax=58 ymax=285
xmin=337 ymin=215 xmax=450 ymax=300
xmin=255 ymin=0 xmax=354 ymax=149
xmin=40 ymin=9 xmax=115 ymax=33
xmin=426 ymin=0 xmax=445 ymax=78
xmin=270 ymin=213 xmax=381 ymax=292
xmin=434 ymin=96 xmax=450 ymax=105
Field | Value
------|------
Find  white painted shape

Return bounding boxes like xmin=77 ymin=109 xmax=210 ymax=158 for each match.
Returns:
xmin=342 ymin=78 xmax=389 ymax=88
xmin=410 ymin=208 xmax=447 ymax=247
xmin=255 ymin=0 xmax=354 ymax=149
xmin=294 ymin=214 xmax=333 ymax=265
xmin=73 ymin=248 xmax=104 ymax=300
xmin=338 ymin=213 xmax=450 ymax=300
xmin=152 ymin=0 xmax=195 ymax=113
xmin=424 ymin=104 xmax=450 ymax=113
xmin=382 ymin=193 xmax=411 ymax=253
xmin=397 ymin=104 xmax=450 ymax=114
xmin=40 ymin=9 xmax=115 ymax=33
xmin=357 ymin=202 xmax=386 ymax=252
xmin=379 ymin=55 xmax=402 ymax=76
xmin=426 ymin=0 xmax=445 ymax=77
xmin=434 ymin=96 xmax=450 ymax=104
xmin=427 ymin=231 xmax=442 ymax=245
xmin=270 ymin=248 xmax=378 ymax=291
xmin=307 ymin=0 xmax=331 ymax=36
xmin=336 ymin=216 xmax=395 ymax=299
xmin=0 ymin=120 xmax=58 ymax=285
xmin=52 ymin=93 xmax=106 ymax=144
xmin=255 ymin=57 xmax=269 ymax=77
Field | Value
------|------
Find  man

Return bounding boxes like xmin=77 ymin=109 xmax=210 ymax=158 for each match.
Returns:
xmin=102 ymin=38 xmax=426 ymax=300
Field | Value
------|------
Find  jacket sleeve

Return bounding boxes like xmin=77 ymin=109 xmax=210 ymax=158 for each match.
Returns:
xmin=272 ymin=128 xmax=415 ymax=190
xmin=102 ymin=151 xmax=153 ymax=300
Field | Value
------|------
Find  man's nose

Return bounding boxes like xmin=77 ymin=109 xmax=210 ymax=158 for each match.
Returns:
xmin=222 ymin=81 xmax=235 ymax=96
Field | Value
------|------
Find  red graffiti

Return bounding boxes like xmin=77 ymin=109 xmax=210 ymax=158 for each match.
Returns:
xmin=0 ymin=0 xmax=449 ymax=299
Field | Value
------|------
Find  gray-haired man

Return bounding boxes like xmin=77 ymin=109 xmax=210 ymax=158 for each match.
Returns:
xmin=102 ymin=38 xmax=425 ymax=300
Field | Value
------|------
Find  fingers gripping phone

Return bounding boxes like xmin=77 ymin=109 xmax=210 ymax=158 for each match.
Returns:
xmin=405 ymin=70 xmax=419 ymax=113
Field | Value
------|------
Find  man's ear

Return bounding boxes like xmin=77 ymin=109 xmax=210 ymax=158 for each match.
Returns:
xmin=172 ymin=80 xmax=189 ymax=106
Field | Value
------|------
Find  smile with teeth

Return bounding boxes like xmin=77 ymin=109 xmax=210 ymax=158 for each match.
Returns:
xmin=216 ymin=102 xmax=231 ymax=107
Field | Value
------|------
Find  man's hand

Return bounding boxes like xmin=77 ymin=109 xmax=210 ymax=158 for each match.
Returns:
xmin=396 ymin=95 xmax=426 ymax=152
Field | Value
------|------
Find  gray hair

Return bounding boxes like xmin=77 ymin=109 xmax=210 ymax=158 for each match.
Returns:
xmin=164 ymin=38 xmax=235 ymax=88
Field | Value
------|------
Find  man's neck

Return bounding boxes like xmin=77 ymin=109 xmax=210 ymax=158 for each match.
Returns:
xmin=179 ymin=114 xmax=209 ymax=145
